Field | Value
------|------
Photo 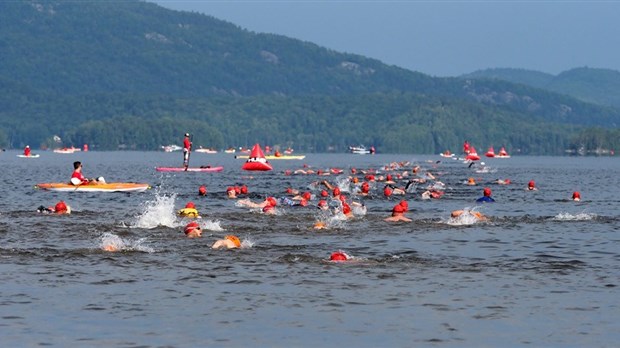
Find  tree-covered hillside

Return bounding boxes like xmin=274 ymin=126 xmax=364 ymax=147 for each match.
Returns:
xmin=463 ymin=67 xmax=620 ymax=109
xmin=0 ymin=0 xmax=618 ymax=154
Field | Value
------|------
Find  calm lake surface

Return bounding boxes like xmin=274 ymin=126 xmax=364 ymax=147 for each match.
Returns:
xmin=1 ymin=150 xmax=618 ymax=347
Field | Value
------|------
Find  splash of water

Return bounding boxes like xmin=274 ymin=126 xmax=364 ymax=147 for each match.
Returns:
xmin=202 ymin=219 xmax=224 ymax=231
xmin=553 ymin=212 xmax=595 ymax=221
xmin=99 ymin=232 xmax=154 ymax=253
xmin=131 ymin=191 xmax=179 ymax=228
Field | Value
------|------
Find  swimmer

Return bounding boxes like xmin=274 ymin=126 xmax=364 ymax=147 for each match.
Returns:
xmin=476 ymin=187 xmax=495 ymax=203
xmin=384 ymin=200 xmax=412 ymax=222
xmin=211 ymin=235 xmax=241 ymax=249
xmin=572 ymin=191 xmax=581 ymax=201
xmin=198 ymin=185 xmax=207 ymax=196
xmin=467 ymin=177 xmax=477 ymax=186
xmin=451 ymin=209 xmax=488 ymax=222
xmin=178 ymin=201 xmax=200 ymax=218
xmin=495 ymin=179 xmax=511 ymax=185
xmin=226 ymin=186 xmax=237 ymax=199
xmin=527 ymin=180 xmax=538 ymax=191
xmin=37 ymin=201 xmax=72 ymax=215
xmin=183 ymin=221 xmax=202 ymax=238
xmin=237 ymin=196 xmax=278 ymax=215
xmin=329 ymin=251 xmax=352 ymax=262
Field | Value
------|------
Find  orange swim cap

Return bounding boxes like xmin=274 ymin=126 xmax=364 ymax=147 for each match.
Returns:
xmin=225 ymin=235 xmax=241 ymax=248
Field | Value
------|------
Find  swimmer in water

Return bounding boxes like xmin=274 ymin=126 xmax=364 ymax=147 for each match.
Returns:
xmin=183 ymin=221 xmax=202 ymax=238
xmin=37 ymin=201 xmax=72 ymax=215
xmin=237 ymin=196 xmax=278 ymax=215
xmin=212 ymin=235 xmax=241 ymax=249
xmin=384 ymin=200 xmax=412 ymax=222
xmin=476 ymin=187 xmax=495 ymax=203
xmin=451 ymin=209 xmax=488 ymax=222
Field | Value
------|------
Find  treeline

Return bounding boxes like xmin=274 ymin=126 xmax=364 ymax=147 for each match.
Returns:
xmin=0 ymin=91 xmax=590 ymax=155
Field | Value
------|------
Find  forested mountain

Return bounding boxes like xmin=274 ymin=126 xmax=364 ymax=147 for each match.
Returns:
xmin=0 ymin=0 xmax=618 ymax=154
xmin=463 ymin=67 xmax=620 ymax=109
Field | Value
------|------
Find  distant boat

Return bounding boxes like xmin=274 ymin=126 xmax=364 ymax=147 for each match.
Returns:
xmin=224 ymin=147 xmax=236 ymax=153
xmin=440 ymin=150 xmax=454 ymax=158
xmin=349 ymin=145 xmax=375 ymax=155
xmin=195 ymin=147 xmax=217 ymax=154
xmin=284 ymin=148 xmax=294 ymax=155
xmin=485 ymin=147 xmax=496 ymax=158
xmin=53 ymin=147 xmax=78 ymax=154
xmin=161 ymin=145 xmax=182 ymax=152
xmin=496 ymin=147 xmax=511 ymax=158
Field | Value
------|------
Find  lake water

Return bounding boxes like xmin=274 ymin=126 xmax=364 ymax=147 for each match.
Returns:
xmin=1 ymin=150 xmax=618 ymax=347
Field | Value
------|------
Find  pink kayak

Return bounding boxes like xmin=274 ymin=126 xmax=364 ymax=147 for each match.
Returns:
xmin=156 ymin=166 xmax=224 ymax=172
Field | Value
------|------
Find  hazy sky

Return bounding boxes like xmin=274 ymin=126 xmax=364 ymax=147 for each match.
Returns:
xmin=151 ymin=1 xmax=620 ymax=77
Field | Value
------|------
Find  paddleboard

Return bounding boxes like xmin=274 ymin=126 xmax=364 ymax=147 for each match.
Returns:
xmin=17 ymin=154 xmax=40 ymax=158
xmin=155 ymin=166 xmax=224 ymax=172
xmin=35 ymin=182 xmax=150 ymax=192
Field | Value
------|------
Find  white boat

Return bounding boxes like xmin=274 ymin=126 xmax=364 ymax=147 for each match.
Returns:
xmin=53 ymin=147 xmax=77 ymax=154
xmin=349 ymin=145 xmax=375 ymax=155
xmin=195 ymin=147 xmax=217 ymax=154
xmin=161 ymin=145 xmax=182 ymax=152
xmin=224 ymin=148 xmax=236 ymax=154
xmin=17 ymin=154 xmax=40 ymax=158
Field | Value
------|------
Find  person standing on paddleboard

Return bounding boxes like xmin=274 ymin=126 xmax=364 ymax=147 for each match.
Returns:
xmin=183 ymin=133 xmax=192 ymax=170
xmin=24 ymin=145 xmax=31 ymax=157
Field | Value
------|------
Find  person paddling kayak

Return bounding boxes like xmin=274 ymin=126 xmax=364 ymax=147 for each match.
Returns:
xmin=70 ymin=161 xmax=103 ymax=185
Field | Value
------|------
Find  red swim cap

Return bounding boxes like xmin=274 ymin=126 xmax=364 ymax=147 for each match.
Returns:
xmin=234 ymin=186 xmax=241 ymax=194
xmin=198 ymin=185 xmax=207 ymax=195
xmin=318 ymin=200 xmax=328 ymax=207
xmin=302 ymin=191 xmax=311 ymax=200
xmin=392 ymin=204 xmax=405 ymax=214
xmin=240 ymin=185 xmax=248 ymax=194
xmin=384 ymin=186 xmax=393 ymax=197
xmin=572 ymin=191 xmax=581 ymax=200
xmin=330 ymin=252 xmax=348 ymax=261
xmin=483 ymin=187 xmax=492 ymax=197
xmin=266 ymin=197 xmax=277 ymax=207
xmin=321 ymin=190 xmax=329 ymax=197
xmin=342 ymin=202 xmax=351 ymax=215
xmin=54 ymin=201 xmax=67 ymax=213
xmin=286 ymin=187 xmax=294 ymax=194
xmin=528 ymin=180 xmax=535 ymax=188
xmin=351 ymin=168 xmax=357 ymax=174
xmin=386 ymin=174 xmax=393 ymax=181
xmin=185 ymin=202 xmax=195 ymax=209
xmin=184 ymin=221 xmax=200 ymax=234
xmin=399 ymin=200 xmax=408 ymax=211
xmin=333 ymin=187 xmax=341 ymax=196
